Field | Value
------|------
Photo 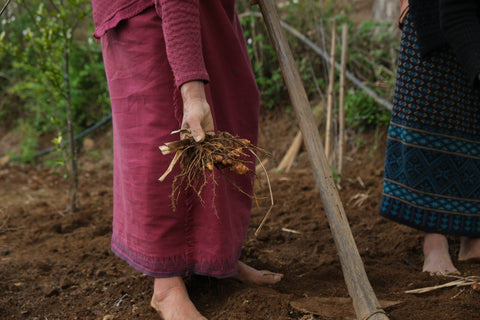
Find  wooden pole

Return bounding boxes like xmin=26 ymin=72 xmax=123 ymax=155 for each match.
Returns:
xmin=325 ymin=20 xmax=336 ymax=166
xmin=276 ymin=130 xmax=303 ymax=173
xmin=276 ymin=104 xmax=323 ymax=173
xmin=257 ymin=1 xmax=389 ymax=319
xmin=338 ymin=24 xmax=348 ymax=176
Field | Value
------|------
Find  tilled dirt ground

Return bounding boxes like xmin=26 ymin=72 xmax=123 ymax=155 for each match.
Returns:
xmin=1 ymin=109 xmax=480 ymax=320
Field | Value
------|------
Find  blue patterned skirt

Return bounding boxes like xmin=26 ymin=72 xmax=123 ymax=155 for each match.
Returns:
xmin=379 ymin=15 xmax=480 ymax=237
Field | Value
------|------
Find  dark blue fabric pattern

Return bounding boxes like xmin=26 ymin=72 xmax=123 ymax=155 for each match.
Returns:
xmin=380 ymin=15 xmax=480 ymax=237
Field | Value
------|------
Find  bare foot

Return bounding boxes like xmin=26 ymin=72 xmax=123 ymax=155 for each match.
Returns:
xmin=458 ymin=237 xmax=480 ymax=261
xmin=150 ymin=277 xmax=207 ymax=320
xmin=422 ymin=233 xmax=459 ymax=276
xmin=234 ymin=261 xmax=283 ymax=285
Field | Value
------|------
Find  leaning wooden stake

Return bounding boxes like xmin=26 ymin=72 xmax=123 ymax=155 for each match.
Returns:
xmin=338 ymin=23 xmax=348 ymax=176
xmin=325 ymin=20 xmax=337 ymax=166
xmin=276 ymin=129 xmax=302 ymax=173
xmin=276 ymin=104 xmax=322 ymax=173
xmin=257 ymin=1 xmax=388 ymax=319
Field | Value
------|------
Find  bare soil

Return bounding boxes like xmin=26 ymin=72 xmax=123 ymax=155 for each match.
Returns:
xmin=1 ymin=107 xmax=480 ymax=320
xmin=2 ymin=1 xmax=480 ymax=318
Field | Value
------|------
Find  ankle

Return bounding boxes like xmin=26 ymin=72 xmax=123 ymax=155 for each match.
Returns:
xmin=151 ymin=277 xmax=207 ymax=320
xmin=152 ymin=277 xmax=186 ymax=304
xmin=423 ymin=233 xmax=449 ymax=254
xmin=459 ymin=237 xmax=480 ymax=260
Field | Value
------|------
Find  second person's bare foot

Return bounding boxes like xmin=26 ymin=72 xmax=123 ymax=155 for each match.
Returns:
xmin=150 ymin=277 xmax=207 ymax=320
xmin=458 ymin=237 xmax=480 ymax=261
xmin=422 ymin=233 xmax=459 ymax=276
xmin=234 ymin=261 xmax=283 ymax=285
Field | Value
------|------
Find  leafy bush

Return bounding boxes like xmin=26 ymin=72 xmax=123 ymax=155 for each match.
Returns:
xmin=237 ymin=0 xmax=397 ymax=129
xmin=239 ymin=15 xmax=288 ymax=109
xmin=0 ymin=1 xmax=109 ymax=161
xmin=345 ymin=88 xmax=391 ymax=131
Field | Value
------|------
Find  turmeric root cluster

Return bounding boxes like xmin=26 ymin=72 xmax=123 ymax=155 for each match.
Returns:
xmin=206 ymin=138 xmax=251 ymax=175
xmin=159 ymin=130 xmax=265 ymax=211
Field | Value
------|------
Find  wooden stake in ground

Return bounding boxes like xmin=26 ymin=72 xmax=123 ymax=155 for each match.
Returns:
xmin=338 ymin=23 xmax=348 ymax=176
xmin=275 ymin=104 xmax=323 ymax=173
xmin=325 ymin=20 xmax=337 ymax=166
xmin=257 ymin=1 xmax=388 ymax=319
xmin=275 ymin=129 xmax=302 ymax=173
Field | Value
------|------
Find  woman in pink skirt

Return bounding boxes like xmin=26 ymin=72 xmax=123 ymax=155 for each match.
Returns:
xmin=91 ymin=0 xmax=282 ymax=318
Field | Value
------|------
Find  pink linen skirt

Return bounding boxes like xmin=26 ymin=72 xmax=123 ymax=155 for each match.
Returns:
xmin=100 ymin=7 xmax=260 ymax=278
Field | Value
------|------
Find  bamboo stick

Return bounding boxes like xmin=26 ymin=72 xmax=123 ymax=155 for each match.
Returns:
xmin=338 ymin=23 xmax=348 ymax=176
xmin=325 ymin=20 xmax=337 ymax=166
xmin=257 ymin=1 xmax=388 ymax=319
xmin=275 ymin=104 xmax=323 ymax=173
xmin=276 ymin=130 xmax=303 ymax=173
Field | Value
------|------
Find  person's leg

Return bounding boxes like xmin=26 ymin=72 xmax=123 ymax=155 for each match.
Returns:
xmin=422 ymin=233 xmax=459 ymax=275
xmin=151 ymin=277 xmax=207 ymax=320
xmin=234 ymin=261 xmax=283 ymax=285
xmin=458 ymin=237 xmax=480 ymax=261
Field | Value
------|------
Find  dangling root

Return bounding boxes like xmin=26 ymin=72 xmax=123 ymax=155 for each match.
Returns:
xmin=159 ymin=130 xmax=269 ymax=213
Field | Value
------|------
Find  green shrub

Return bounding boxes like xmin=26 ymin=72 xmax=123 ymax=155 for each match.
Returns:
xmin=345 ymin=88 xmax=391 ymax=131
xmin=0 ymin=1 xmax=109 ymax=161
xmin=237 ymin=0 xmax=397 ymax=131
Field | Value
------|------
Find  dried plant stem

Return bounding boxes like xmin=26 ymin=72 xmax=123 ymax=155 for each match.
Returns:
xmin=159 ymin=151 xmax=182 ymax=182
xmin=253 ymin=150 xmax=274 ymax=236
xmin=405 ymin=276 xmax=480 ymax=294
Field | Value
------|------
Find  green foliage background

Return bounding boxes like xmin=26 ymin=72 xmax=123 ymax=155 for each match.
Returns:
xmin=237 ymin=0 xmax=396 ymax=127
xmin=0 ymin=0 xmax=109 ymax=162
xmin=1 ymin=0 xmax=398 ymax=162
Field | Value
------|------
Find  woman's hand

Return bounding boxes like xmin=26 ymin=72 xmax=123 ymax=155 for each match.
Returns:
xmin=180 ymin=81 xmax=214 ymax=142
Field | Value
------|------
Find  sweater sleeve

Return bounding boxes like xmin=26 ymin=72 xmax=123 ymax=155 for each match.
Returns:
xmin=439 ymin=0 xmax=480 ymax=88
xmin=157 ymin=0 xmax=210 ymax=88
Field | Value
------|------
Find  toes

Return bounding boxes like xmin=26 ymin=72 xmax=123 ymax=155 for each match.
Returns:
xmin=424 ymin=268 xmax=460 ymax=276
xmin=260 ymin=271 xmax=284 ymax=283
xmin=236 ymin=261 xmax=283 ymax=285
xmin=251 ymin=270 xmax=283 ymax=285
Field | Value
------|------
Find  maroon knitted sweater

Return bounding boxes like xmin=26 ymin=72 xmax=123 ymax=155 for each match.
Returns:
xmin=91 ymin=0 xmax=152 ymax=39
xmin=91 ymin=0 xmax=215 ymax=87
